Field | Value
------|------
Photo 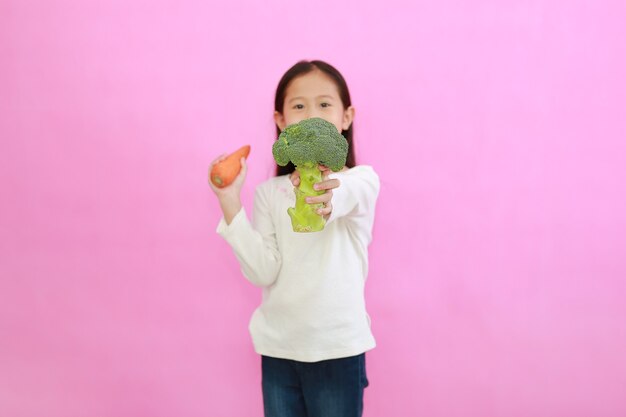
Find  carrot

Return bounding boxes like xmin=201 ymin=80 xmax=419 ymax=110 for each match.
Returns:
xmin=210 ymin=145 xmax=251 ymax=188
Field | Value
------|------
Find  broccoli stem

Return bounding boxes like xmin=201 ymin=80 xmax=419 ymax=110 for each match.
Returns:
xmin=288 ymin=163 xmax=326 ymax=232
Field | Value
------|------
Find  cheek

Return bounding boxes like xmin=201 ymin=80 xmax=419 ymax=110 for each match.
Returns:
xmin=279 ymin=109 xmax=299 ymax=126
xmin=284 ymin=115 xmax=305 ymax=127
xmin=330 ymin=111 xmax=345 ymax=132
xmin=323 ymin=116 xmax=343 ymax=133
xmin=321 ymin=114 xmax=343 ymax=133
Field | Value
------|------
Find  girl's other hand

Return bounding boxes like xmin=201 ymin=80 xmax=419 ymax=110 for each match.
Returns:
xmin=209 ymin=155 xmax=248 ymax=197
xmin=209 ymin=155 xmax=247 ymax=224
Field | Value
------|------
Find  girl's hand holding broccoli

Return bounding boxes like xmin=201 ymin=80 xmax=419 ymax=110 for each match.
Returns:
xmin=289 ymin=164 xmax=341 ymax=219
xmin=273 ymin=118 xmax=349 ymax=232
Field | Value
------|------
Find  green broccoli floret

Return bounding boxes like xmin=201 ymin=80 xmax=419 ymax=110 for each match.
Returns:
xmin=272 ymin=117 xmax=349 ymax=233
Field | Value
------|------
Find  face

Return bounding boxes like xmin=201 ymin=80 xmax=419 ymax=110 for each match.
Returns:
xmin=274 ymin=70 xmax=355 ymax=134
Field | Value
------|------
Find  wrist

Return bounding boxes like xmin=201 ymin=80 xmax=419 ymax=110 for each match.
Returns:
xmin=219 ymin=194 xmax=242 ymax=225
xmin=218 ymin=192 xmax=240 ymax=206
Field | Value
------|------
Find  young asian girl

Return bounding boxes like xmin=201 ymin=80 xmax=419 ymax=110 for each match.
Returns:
xmin=209 ymin=60 xmax=379 ymax=417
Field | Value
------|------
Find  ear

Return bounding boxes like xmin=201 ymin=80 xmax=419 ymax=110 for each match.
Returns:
xmin=274 ymin=111 xmax=286 ymax=132
xmin=342 ymin=106 xmax=355 ymax=131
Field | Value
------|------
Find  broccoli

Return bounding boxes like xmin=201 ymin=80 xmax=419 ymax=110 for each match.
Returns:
xmin=272 ymin=117 xmax=349 ymax=232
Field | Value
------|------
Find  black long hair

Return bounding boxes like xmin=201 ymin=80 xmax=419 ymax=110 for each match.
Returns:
xmin=274 ymin=60 xmax=356 ymax=176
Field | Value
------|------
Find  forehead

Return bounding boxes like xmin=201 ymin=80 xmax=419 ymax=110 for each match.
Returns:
xmin=285 ymin=70 xmax=340 ymax=99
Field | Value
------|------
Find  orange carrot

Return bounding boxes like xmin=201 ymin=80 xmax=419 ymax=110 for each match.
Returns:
xmin=210 ymin=145 xmax=251 ymax=188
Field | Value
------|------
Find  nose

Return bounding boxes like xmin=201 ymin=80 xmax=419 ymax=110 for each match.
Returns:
xmin=306 ymin=108 xmax=321 ymax=119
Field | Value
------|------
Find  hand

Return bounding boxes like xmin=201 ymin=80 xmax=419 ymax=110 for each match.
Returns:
xmin=209 ymin=154 xmax=248 ymax=197
xmin=209 ymin=154 xmax=248 ymax=224
xmin=290 ymin=165 xmax=341 ymax=218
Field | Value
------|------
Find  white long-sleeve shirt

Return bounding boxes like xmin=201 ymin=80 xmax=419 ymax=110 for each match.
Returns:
xmin=216 ymin=165 xmax=380 ymax=362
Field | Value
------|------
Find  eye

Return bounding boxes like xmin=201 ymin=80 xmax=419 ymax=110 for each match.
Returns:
xmin=293 ymin=104 xmax=304 ymax=110
xmin=320 ymin=102 xmax=331 ymax=108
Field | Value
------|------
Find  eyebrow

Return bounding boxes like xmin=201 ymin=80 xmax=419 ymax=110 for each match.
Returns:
xmin=288 ymin=95 xmax=336 ymax=103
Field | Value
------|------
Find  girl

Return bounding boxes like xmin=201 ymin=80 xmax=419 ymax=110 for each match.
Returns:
xmin=209 ymin=60 xmax=379 ymax=417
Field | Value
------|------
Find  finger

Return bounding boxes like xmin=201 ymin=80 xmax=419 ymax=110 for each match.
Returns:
xmin=232 ymin=157 xmax=248 ymax=186
xmin=319 ymin=165 xmax=331 ymax=180
xmin=239 ymin=157 xmax=248 ymax=176
xmin=317 ymin=202 xmax=332 ymax=216
xmin=314 ymin=178 xmax=340 ymax=191
xmin=306 ymin=190 xmax=333 ymax=205
xmin=210 ymin=153 xmax=228 ymax=168
xmin=290 ymin=170 xmax=301 ymax=186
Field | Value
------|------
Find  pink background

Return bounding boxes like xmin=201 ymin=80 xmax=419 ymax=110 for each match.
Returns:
xmin=2 ymin=1 xmax=625 ymax=416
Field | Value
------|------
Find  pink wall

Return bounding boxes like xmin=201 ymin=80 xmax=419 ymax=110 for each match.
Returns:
xmin=2 ymin=1 xmax=625 ymax=416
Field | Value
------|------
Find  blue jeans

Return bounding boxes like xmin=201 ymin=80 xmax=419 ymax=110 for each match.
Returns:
xmin=261 ymin=353 xmax=369 ymax=417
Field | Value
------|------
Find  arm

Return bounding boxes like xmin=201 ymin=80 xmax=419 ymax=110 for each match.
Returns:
xmin=210 ymin=156 xmax=281 ymax=287
xmin=291 ymin=165 xmax=380 ymax=224
xmin=216 ymin=188 xmax=281 ymax=287
xmin=325 ymin=165 xmax=380 ymax=225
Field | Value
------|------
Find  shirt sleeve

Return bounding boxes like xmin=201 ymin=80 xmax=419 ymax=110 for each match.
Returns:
xmin=326 ymin=165 xmax=380 ymax=231
xmin=216 ymin=185 xmax=282 ymax=287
